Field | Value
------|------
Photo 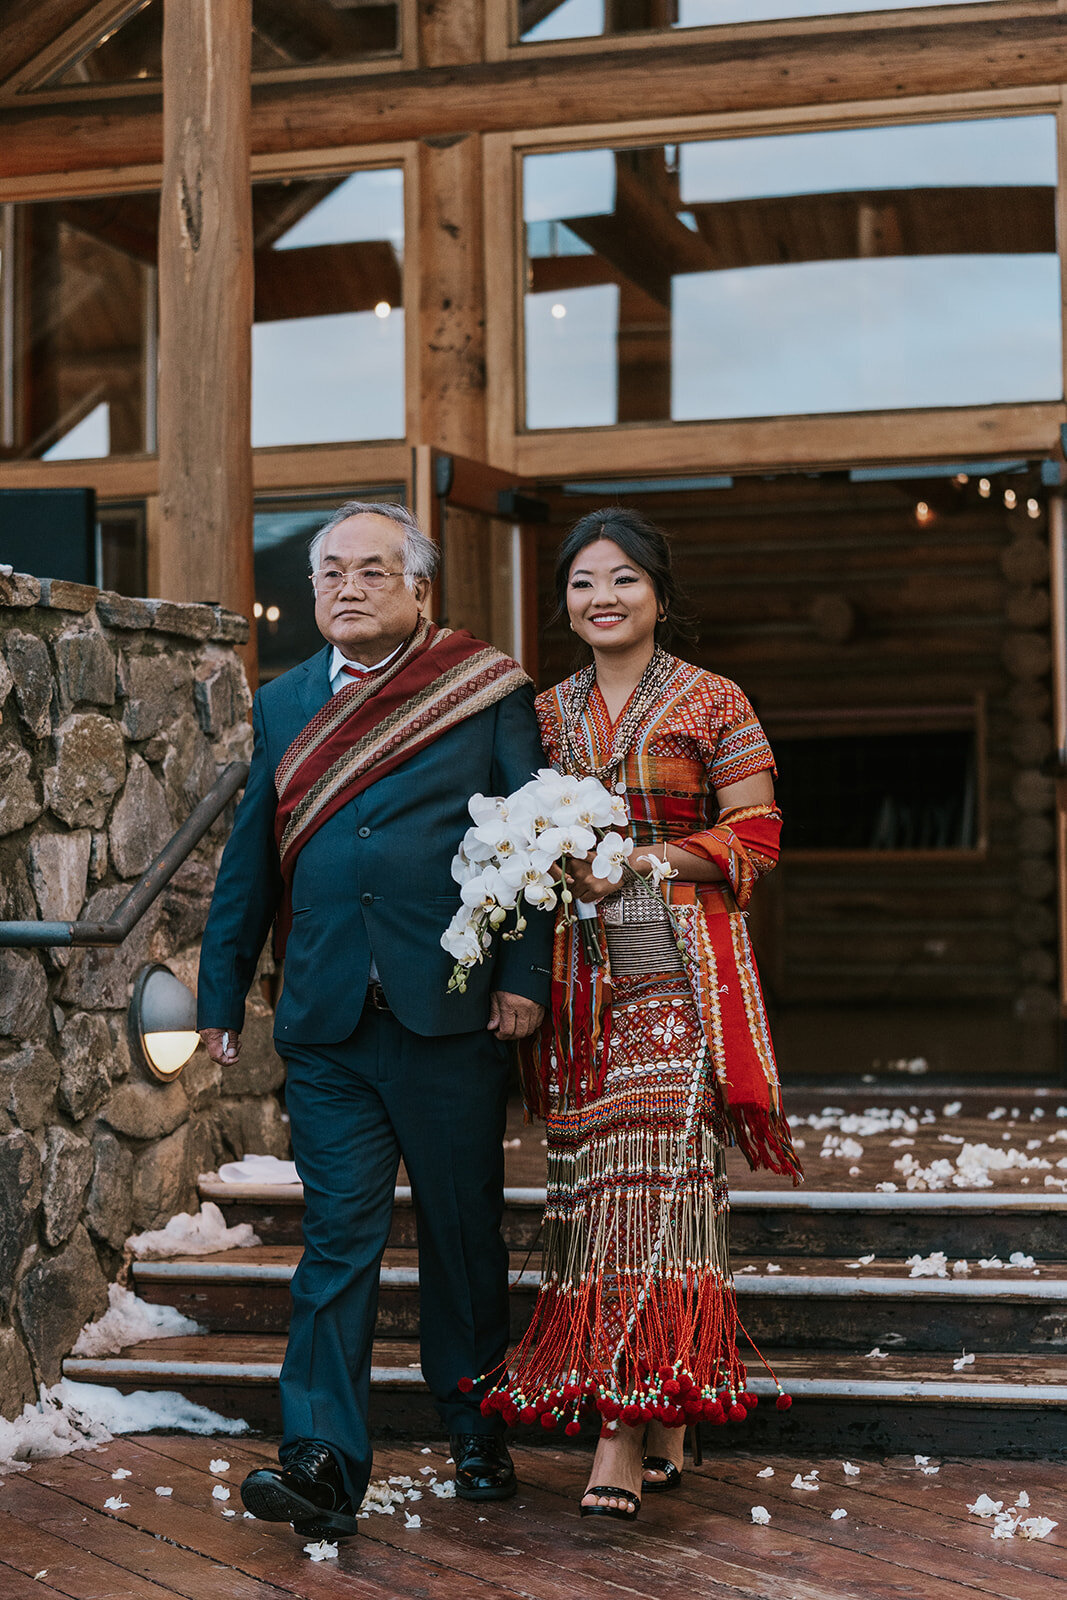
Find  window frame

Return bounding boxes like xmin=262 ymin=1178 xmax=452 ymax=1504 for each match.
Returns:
xmin=485 ymin=89 xmax=1067 ymax=477
xmin=0 ymin=0 xmax=420 ymax=109
xmin=489 ymin=0 xmax=1058 ymax=61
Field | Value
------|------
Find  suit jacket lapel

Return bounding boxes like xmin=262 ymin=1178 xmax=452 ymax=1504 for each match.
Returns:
xmin=295 ymin=644 xmax=333 ymax=722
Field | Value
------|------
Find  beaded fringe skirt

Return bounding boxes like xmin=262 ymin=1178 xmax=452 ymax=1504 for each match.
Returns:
xmin=481 ymin=890 xmax=776 ymax=1434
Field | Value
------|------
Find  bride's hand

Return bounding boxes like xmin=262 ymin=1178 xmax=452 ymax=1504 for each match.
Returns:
xmin=558 ymin=854 xmax=618 ymax=904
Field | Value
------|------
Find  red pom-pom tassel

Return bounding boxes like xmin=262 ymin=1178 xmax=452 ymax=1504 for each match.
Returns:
xmin=564 ymin=1420 xmax=581 ymax=1437
xmin=744 ymin=1392 xmax=759 ymax=1409
xmin=776 ymin=1393 xmax=792 ymax=1411
xmin=728 ymin=1402 xmax=748 ymax=1422
xmin=540 ymin=1412 xmax=557 ymax=1431
xmin=457 ymin=1375 xmax=474 ymax=1394
xmin=519 ymin=1406 xmax=537 ymax=1425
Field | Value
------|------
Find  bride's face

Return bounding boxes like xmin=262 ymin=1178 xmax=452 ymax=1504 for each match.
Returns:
xmin=566 ymin=537 xmax=660 ymax=655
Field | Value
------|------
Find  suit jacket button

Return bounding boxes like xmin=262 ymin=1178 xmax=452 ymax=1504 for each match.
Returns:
xmin=358 ymin=826 xmax=371 ymax=838
xmin=360 ymin=892 xmax=374 ymax=907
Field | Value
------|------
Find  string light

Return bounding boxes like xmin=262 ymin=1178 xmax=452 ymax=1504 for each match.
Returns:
xmin=1027 ymin=498 xmax=1041 ymax=519
xmin=253 ymin=601 xmax=264 ymax=619
xmin=953 ymin=473 xmax=969 ymax=486
xmin=915 ymin=500 xmax=934 ymax=525
xmin=374 ymin=301 xmax=391 ymax=319
xmin=1003 ymin=488 xmax=1017 ymax=510
xmin=551 ymin=303 xmax=567 ymax=320
xmin=265 ymin=605 xmax=281 ymax=623
xmin=978 ymin=478 xmax=991 ymax=498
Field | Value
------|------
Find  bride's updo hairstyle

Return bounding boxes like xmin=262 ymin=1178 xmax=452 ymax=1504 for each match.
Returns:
xmin=553 ymin=506 xmax=692 ymax=646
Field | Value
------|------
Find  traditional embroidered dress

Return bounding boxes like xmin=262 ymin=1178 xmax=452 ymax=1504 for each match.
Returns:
xmin=272 ymin=618 xmax=528 ymax=956
xmin=485 ymin=649 xmax=802 ymax=1435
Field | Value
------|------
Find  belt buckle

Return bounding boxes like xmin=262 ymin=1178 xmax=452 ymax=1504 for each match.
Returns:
xmin=367 ymin=982 xmax=390 ymax=1012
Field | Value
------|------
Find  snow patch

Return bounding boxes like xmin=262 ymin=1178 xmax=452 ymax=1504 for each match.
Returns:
xmin=72 ymin=1284 xmax=202 ymax=1357
xmin=126 ymin=1201 xmax=259 ymax=1258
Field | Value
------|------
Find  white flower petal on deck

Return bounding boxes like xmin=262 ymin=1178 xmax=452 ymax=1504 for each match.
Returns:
xmin=303 ymin=1540 xmax=339 ymax=1561
xmin=751 ymin=1506 xmax=771 ymax=1524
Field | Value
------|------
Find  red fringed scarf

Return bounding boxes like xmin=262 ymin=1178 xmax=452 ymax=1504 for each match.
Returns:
xmin=272 ymin=619 xmax=529 ymax=956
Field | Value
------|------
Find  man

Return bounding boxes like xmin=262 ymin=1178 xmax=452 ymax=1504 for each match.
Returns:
xmin=197 ymin=501 xmax=550 ymax=1540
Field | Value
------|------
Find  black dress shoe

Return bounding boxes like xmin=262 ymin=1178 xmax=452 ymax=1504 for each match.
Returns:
xmin=240 ymin=1439 xmax=361 ymax=1538
xmin=450 ymin=1433 xmax=517 ymax=1501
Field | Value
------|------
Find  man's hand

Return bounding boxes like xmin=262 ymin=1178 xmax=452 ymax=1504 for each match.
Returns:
xmin=200 ymin=1028 xmax=241 ymax=1065
xmin=487 ymin=992 xmax=544 ymax=1041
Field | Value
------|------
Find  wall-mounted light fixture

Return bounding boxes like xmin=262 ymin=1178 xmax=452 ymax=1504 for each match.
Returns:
xmin=128 ymin=963 xmax=200 ymax=1081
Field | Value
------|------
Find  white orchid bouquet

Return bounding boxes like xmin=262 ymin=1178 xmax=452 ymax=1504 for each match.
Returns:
xmin=441 ymin=768 xmax=676 ymax=992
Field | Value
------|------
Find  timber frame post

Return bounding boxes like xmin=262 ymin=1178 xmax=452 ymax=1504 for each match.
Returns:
xmin=157 ymin=0 xmax=256 ymax=671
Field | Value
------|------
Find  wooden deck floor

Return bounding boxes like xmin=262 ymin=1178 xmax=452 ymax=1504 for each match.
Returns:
xmin=3 ymin=1433 xmax=1065 ymax=1600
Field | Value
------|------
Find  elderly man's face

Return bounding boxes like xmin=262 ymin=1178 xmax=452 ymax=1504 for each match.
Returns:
xmin=312 ymin=513 xmax=428 ymax=665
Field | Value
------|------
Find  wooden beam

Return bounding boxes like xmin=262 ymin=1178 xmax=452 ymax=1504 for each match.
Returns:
xmin=417 ymin=0 xmax=485 ymax=68
xmin=415 ymin=133 xmax=487 ymax=457
xmin=156 ymin=0 xmax=255 ymax=668
xmin=2 ymin=13 xmax=1066 ymax=178
xmin=508 ymin=400 xmax=1066 ymax=480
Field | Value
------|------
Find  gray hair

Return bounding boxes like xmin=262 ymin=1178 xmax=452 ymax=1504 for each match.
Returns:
xmin=308 ymin=500 xmax=439 ymax=589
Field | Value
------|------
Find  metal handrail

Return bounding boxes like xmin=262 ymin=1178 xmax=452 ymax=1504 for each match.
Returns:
xmin=0 ymin=760 xmax=249 ymax=948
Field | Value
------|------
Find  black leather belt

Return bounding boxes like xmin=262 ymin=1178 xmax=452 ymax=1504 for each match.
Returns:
xmin=365 ymin=981 xmax=392 ymax=1013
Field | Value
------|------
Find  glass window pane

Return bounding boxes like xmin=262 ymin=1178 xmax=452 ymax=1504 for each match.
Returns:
xmin=0 ymin=194 xmax=157 ymax=459
xmin=252 ymin=169 xmax=405 ymax=446
xmin=47 ymin=0 xmax=399 ymax=87
xmin=521 ymin=118 xmax=1061 ymax=430
xmin=520 ymin=0 xmax=988 ymax=42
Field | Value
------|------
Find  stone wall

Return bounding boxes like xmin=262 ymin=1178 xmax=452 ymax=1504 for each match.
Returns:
xmin=0 ymin=569 xmax=288 ymax=1415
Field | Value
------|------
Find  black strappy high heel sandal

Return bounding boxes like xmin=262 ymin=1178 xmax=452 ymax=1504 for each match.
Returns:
xmin=579 ymin=1486 xmax=641 ymax=1522
xmin=642 ymin=1424 xmax=703 ymax=1494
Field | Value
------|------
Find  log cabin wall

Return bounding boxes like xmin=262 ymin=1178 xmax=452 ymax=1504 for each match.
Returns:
xmin=535 ymin=471 xmax=1059 ymax=1079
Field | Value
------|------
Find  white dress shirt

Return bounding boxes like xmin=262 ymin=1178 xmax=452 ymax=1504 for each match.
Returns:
xmin=328 ymin=642 xmax=404 ymax=694
xmin=328 ymin=643 xmax=403 ymax=984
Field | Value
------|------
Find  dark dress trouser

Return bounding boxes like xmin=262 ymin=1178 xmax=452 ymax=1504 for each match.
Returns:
xmin=278 ymin=1005 xmax=512 ymax=1506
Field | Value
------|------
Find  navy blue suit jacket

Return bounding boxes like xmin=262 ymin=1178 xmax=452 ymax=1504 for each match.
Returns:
xmin=196 ymin=643 xmax=553 ymax=1045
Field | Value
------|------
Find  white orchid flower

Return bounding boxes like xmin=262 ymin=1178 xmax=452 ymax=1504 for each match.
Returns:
xmin=460 ymin=865 xmax=517 ymax=912
xmin=571 ymin=777 xmax=618 ymax=830
xmin=645 ymin=849 xmax=678 ymax=886
xmin=536 ymin=823 xmax=597 ymax=861
xmin=507 ymin=787 xmax=556 ymax=838
xmin=523 ymin=879 xmax=558 ymax=909
xmin=469 ymin=816 xmax=533 ymax=860
xmin=499 ymin=854 xmax=558 ymax=906
xmin=467 ymin=792 xmax=506 ymax=826
xmin=608 ymin=793 xmax=629 ymax=827
xmin=450 ymin=848 xmax=481 ymax=886
xmin=590 ymin=831 xmax=633 ymax=884
xmin=440 ymin=913 xmax=482 ymax=965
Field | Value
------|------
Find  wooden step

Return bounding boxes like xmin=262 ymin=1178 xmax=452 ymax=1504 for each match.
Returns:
xmin=61 ymin=1335 xmax=1067 ymax=1455
xmin=133 ymin=1245 xmax=1067 ymax=1352
xmin=198 ymin=1174 xmax=1067 ymax=1260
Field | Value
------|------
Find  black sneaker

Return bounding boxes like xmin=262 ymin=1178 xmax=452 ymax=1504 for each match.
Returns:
xmin=240 ymin=1439 xmax=361 ymax=1538
xmin=450 ymin=1433 xmax=517 ymax=1501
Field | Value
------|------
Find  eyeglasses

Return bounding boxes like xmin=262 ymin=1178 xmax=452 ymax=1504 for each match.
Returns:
xmin=310 ymin=566 xmax=405 ymax=593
